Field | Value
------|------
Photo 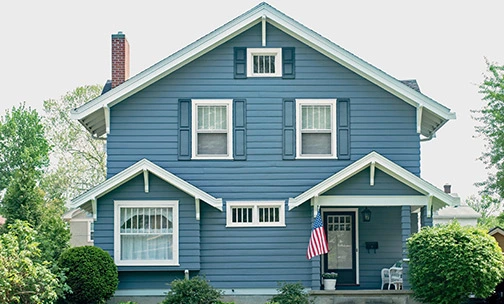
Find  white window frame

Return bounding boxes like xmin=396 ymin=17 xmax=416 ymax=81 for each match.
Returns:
xmin=114 ymin=200 xmax=179 ymax=266
xmin=247 ymin=48 xmax=282 ymax=77
xmin=296 ymin=99 xmax=337 ymax=159
xmin=88 ymin=220 xmax=94 ymax=243
xmin=192 ymin=99 xmax=233 ymax=160
xmin=226 ymin=201 xmax=285 ymax=227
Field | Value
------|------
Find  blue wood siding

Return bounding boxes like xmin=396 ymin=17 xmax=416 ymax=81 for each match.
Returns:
xmin=99 ymin=22 xmax=422 ymax=291
xmin=94 ymin=174 xmax=201 ymax=290
xmin=199 ymin=201 xmax=312 ymax=289
xmin=357 ymin=206 xmax=402 ymax=289
xmin=106 ymin=23 xmax=420 ymax=203
xmin=322 ymin=168 xmax=422 ymax=196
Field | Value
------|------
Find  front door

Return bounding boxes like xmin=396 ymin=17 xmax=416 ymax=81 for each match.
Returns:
xmin=323 ymin=211 xmax=357 ymax=285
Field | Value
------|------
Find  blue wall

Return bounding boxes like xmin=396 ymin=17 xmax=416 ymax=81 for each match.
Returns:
xmin=98 ymin=22 xmax=422 ymax=291
xmin=106 ymin=22 xmax=420 ymax=203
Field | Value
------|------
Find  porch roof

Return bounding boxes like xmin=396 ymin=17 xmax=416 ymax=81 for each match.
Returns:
xmin=70 ymin=158 xmax=223 ymax=214
xmin=288 ymin=151 xmax=459 ymax=210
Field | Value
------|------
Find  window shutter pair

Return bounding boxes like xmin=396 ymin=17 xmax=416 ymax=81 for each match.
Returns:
xmin=282 ymin=99 xmax=350 ymax=160
xmin=234 ymin=47 xmax=295 ymax=79
xmin=178 ymin=99 xmax=247 ymax=160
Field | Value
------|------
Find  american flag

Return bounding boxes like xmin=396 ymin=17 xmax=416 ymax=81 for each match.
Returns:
xmin=307 ymin=209 xmax=329 ymax=260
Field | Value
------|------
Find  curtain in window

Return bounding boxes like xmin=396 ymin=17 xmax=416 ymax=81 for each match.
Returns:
xmin=120 ymin=207 xmax=173 ymax=261
xmin=197 ymin=105 xmax=228 ymax=155
xmin=301 ymin=105 xmax=332 ymax=154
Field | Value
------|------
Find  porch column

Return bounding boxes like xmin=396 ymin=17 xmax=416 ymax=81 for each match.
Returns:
xmin=421 ymin=206 xmax=433 ymax=227
xmin=401 ymin=205 xmax=411 ymax=290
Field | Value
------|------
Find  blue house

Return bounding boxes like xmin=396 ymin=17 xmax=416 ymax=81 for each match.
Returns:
xmin=70 ymin=2 xmax=458 ymax=297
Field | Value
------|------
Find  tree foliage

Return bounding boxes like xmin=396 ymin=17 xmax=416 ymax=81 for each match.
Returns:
xmin=408 ymin=222 xmax=504 ymax=304
xmin=58 ymin=246 xmax=118 ymax=304
xmin=0 ymin=220 xmax=68 ymax=304
xmin=0 ymin=103 xmax=49 ymax=190
xmin=466 ymin=194 xmax=501 ymax=218
xmin=43 ymin=85 xmax=106 ymax=201
xmin=474 ymin=61 xmax=504 ymax=200
xmin=0 ymin=103 xmax=70 ymax=261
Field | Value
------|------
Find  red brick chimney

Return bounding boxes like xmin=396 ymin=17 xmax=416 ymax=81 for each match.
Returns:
xmin=111 ymin=31 xmax=130 ymax=88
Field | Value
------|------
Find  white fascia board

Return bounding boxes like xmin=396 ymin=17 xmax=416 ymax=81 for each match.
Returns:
xmin=288 ymin=151 xmax=458 ymax=210
xmin=317 ymin=195 xmax=428 ymax=207
xmin=72 ymin=3 xmax=454 ymax=138
xmin=70 ymin=159 xmax=222 ymax=211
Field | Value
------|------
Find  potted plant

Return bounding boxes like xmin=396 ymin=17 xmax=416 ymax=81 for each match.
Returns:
xmin=322 ymin=272 xmax=338 ymax=290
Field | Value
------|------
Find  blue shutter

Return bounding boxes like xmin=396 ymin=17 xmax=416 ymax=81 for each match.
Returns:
xmin=282 ymin=48 xmax=295 ymax=79
xmin=233 ymin=99 xmax=247 ymax=160
xmin=283 ymin=99 xmax=296 ymax=160
xmin=234 ymin=47 xmax=247 ymax=79
xmin=178 ymin=99 xmax=191 ymax=160
xmin=337 ymin=98 xmax=350 ymax=159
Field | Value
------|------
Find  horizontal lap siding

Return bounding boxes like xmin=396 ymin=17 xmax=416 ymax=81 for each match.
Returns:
xmin=107 ymin=23 xmax=421 ymax=199
xmin=357 ymin=206 xmax=402 ymax=289
xmin=199 ymin=202 xmax=312 ymax=289
xmin=104 ymin=23 xmax=421 ymax=289
xmin=94 ymin=174 xmax=200 ymax=290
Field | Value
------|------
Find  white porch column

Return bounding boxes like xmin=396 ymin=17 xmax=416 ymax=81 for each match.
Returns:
xmin=401 ymin=205 xmax=411 ymax=290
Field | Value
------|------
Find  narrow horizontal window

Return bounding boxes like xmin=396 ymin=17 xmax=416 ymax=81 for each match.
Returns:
xmin=226 ymin=201 xmax=285 ymax=227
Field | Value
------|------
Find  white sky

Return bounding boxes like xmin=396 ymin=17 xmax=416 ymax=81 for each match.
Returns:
xmin=1 ymin=1 xmax=503 ymax=202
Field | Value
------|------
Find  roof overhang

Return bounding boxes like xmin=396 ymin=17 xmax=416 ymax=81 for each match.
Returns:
xmin=288 ymin=151 xmax=460 ymax=211
xmin=70 ymin=158 xmax=223 ymax=213
xmin=71 ymin=3 xmax=455 ymax=139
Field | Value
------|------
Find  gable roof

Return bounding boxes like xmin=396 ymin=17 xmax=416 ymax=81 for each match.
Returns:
xmin=70 ymin=158 xmax=223 ymax=211
xmin=72 ymin=2 xmax=455 ymax=139
xmin=288 ymin=151 xmax=460 ymax=210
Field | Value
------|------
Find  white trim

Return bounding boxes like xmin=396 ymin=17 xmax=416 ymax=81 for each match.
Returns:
xmin=370 ymin=161 xmax=376 ymax=186
xmin=71 ymin=3 xmax=454 ymax=139
xmin=317 ymin=196 xmax=427 ymax=207
xmin=114 ymin=200 xmax=179 ymax=266
xmin=226 ymin=201 xmax=286 ymax=227
xmin=246 ymin=48 xmax=282 ymax=77
xmin=191 ymin=99 xmax=233 ymax=160
xmin=195 ymin=198 xmax=200 ymax=221
xmin=489 ymin=227 xmax=504 ymax=236
xmin=321 ymin=208 xmax=359 ymax=285
xmin=87 ymin=220 xmax=94 ymax=243
xmin=416 ymin=106 xmax=423 ymax=134
xmin=295 ymin=99 xmax=337 ymax=159
xmin=70 ymin=158 xmax=223 ymax=211
xmin=143 ymin=169 xmax=149 ymax=193
xmin=91 ymin=198 xmax=97 ymax=221
xmin=288 ymin=151 xmax=458 ymax=210
xmin=103 ymin=105 xmax=110 ymax=135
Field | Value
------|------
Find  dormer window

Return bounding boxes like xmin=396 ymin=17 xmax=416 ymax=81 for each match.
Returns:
xmin=247 ymin=48 xmax=282 ymax=77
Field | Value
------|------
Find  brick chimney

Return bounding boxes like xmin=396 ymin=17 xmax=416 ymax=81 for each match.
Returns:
xmin=111 ymin=31 xmax=130 ymax=88
xmin=443 ymin=183 xmax=451 ymax=194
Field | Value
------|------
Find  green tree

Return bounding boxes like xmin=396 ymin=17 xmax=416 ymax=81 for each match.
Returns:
xmin=0 ymin=220 xmax=68 ymax=303
xmin=43 ymin=85 xmax=106 ymax=201
xmin=0 ymin=103 xmax=49 ymax=190
xmin=408 ymin=222 xmax=504 ymax=304
xmin=0 ymin=103 xmax=70 ymax=261
xmin=466 ymin=194 xmax=501 ymax=218
xmin=475 ymin=60 xmax=504 ymax=200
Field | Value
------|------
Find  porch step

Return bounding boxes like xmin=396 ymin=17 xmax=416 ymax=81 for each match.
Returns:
xmin=310 ymin=290 xmax=423 ymax=304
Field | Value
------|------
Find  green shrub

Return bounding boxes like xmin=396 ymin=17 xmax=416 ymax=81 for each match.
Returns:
xmin=162 ymin=276 xmax=225 ymax=304
xmin=58 ymin=246 xmax=118 ymax=304
xmin=408 ymin=221 xmax=504 ymax=304
xmin=268 ymin=282 xmax=312 ymax=304
xmin=0 ymin=220 xmax=68 ymax=303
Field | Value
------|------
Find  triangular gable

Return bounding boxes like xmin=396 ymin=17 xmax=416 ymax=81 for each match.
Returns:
xmin=71 ymin=2 xmax=454 ymax=139
xmin=288 ymin=151 xmax=459 ymax=210
xmin=489 ymin=227 xmax=504 ymax=237
xmin=70 ymin=159 xmax=223 ymax=212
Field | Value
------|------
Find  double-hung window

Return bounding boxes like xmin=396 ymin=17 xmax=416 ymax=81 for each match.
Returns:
xmin=247 ymin=48 xmax=282 ymax=77
xmin=226 ymin=201 xmax=285 ymax=227
xmin=192 ymin=100 xmax=233 ymax=159
xmin=296 ymin=99 xmax=337 ymax=158
xmin=114 ymin=201 xmax=179 ymax=266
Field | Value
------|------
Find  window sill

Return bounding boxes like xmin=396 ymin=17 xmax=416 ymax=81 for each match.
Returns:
xmin=115 ymin=260 xmax=180 ymax=267
xmin=226 ymin=224 xmax=286 ymax=228
xmin=191 ymin=156 xmax=234 ymax=160
xmin=296 ymin=156 xmax=338 ymax=160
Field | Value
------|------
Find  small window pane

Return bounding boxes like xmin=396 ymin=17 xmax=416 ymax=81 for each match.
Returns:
xmin=301 ymin=133 xmax=331 ymax=154
xmin=198 ymin=106 xmax=227 ymax=130
xmin=197 ymin=133 xmax=227 ymax=155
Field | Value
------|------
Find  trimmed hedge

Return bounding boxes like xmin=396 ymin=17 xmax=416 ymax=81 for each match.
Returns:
xmin=58 ymin=246 xmax=118 ymax=304
xmin=408 ymin=222 xmax=504 ymax=304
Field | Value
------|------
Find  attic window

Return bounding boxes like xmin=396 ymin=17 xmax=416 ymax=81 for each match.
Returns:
xmin=247 ymin=48 xmax=282 ymax=77
xmin=226 ymin=201 xmax=285 ymax=227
